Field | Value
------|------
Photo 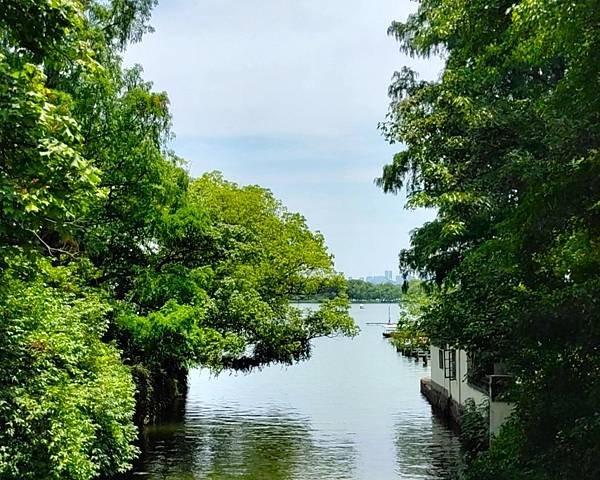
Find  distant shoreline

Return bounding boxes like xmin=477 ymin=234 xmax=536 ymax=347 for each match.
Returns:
xmin=291 ymin=300 xmax=401 ymax=304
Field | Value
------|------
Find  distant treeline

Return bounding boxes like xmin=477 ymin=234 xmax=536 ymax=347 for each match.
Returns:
xmin=347 ymin=279 xmax=406 ymax=302
xmin=295 ymin=279 xmax=414 ymax=303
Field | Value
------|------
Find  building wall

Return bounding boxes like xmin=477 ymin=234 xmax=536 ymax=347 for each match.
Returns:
xmin=490 ymin=400 xmax=513 ymax=436
xmin=430 ymin=345 xmax=446 ymax=388
xmin=430 ymin=345 xmax=487 ymax=407
xmin=429 ymin=345 xmax=513 ymax=437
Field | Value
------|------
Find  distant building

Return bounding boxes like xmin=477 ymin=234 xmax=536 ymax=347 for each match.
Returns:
xmin=363 ymin=270 xmax=400 ymax=285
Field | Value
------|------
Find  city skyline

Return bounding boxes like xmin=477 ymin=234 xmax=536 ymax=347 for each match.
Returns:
xmin=349 ymin=269 xmax=410 ymax=284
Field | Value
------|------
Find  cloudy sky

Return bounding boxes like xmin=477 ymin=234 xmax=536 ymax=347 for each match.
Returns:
xmin=124 ymin=0 xmax=442 ymax=278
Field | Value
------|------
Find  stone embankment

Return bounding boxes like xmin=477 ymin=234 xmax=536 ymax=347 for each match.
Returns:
xmin=420 ymin=377 xmax=462 ymax=425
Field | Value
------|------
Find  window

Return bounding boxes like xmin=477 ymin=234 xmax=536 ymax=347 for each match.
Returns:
xmin=438 ymin=349 xmax=444 ymax=369
xmin=466 ymin=351 xmax=494 ymax=393
xmin=444 ymin=349 xmax=457 ymax=380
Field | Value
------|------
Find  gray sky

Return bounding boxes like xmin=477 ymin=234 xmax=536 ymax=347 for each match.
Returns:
xmin=124 ymin=0 xmax=442 ymax=278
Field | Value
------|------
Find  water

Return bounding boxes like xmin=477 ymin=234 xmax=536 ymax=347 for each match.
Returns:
xmin=126 ymin=304 xmax=462 ymax=480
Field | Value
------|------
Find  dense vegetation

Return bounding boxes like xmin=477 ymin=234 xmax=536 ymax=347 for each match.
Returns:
xmin=297 ymin=278 xmax=408 ymax=303
xmin=380 ymin=1 xmax=600 ymax=479
xmin=0 ymin=2 xmax=356 ymax=478
xmin=347 ymin=279 xmax=406 ymax=302
xmin=390 ymin=281 xmax=429 ymax=352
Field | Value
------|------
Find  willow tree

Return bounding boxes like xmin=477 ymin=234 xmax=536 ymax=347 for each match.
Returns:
xmin=380 ymin=1 xmax=600 ymax=479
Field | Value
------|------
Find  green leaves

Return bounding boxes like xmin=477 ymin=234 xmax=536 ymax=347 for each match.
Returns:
xmin=116 ymin=300 xmax=246 ymax=372
xmin=344 ymin=279 xmax=404 ymax=303
xmin=0 ymin=1 xmax=356 ymax=477
xmin=382 ymin=1 xmax=600 ymax=478
xmin=157 ymin=174 xmax=357 ymax=370
xmin=0 ymin=54 xmax=101 ymax=256
xmin=0 ymin=1 xmax=167 ymax=476
xmin=0 ymin=260 xmax=137 ymax=480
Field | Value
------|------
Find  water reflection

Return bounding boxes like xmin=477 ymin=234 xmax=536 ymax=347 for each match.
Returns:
xmin=125 ymin=304 xmax=461 ymax=480
xmin=394 ymin=413 xmax=462 ymax=479
xmin=131 ymin=403 xmax=357 ymax=480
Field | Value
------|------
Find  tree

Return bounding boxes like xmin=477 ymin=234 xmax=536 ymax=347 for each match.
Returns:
xmin=0 ymin=257 xmax=137 ymax=480
xmin=380 ymin=1 xmax=600 ymax=478
xmin=115 ymin=173 xmax=357 ymax=386
xmin=0 ymin=0 xmax=357 ymax=475
xmin=345 ymin=279 xmax=404 ymax=302
xmin=0 ymin=2 xmax=147 ymax=477
xmin=0 ymin=1 xmax=101 ymax=260
xmin=0 ymin=0 xmax=161 ymax=261
xmin=0 ymin=0 xmax=181 ymax=474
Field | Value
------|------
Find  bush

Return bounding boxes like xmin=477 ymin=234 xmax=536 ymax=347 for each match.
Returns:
xmin=0 ymin=261 xmax=137 ymax=480
xmin=460 ymin=398 xmax=489 ymax=464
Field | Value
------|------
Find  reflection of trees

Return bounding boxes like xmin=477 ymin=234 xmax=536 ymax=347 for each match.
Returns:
xmin=193 ymin=413 xmax=306 ymax=480
xmin=125 ymin=407 xmax=357 ymax=480
xmin=394 ymin=413 xmax=462 ymax=479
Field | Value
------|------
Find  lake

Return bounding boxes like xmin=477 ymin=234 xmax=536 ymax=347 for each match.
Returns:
xmin=125 ymin=303 xmax=462 ymax=479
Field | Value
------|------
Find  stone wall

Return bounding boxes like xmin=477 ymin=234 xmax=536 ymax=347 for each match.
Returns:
xmin=420 ymin=377 xmax=462 ymax=426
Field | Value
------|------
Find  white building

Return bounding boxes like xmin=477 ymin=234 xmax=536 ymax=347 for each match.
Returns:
xmin=422 ymin=345 xmax=513 ymax=436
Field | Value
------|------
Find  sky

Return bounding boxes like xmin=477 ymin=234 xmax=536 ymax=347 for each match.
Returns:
xmin=124 ymin=0 xmax=443 ymax=279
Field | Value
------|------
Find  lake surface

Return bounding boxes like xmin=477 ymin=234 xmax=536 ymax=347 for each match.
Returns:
xmin=126 ymin=303 xmax=462 ymax=480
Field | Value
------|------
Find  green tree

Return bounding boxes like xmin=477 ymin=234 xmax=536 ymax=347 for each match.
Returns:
xmin=380 ymin=1 xmax=600 ymax=478
xmin=0 ymin=0 xmax=358 ymax=476
xmin=0 ymin=0 xmax=172 ymax=475
xmin=391 ymin=281 xmax=429 ymax=351
xmin=346 ymin=279 xmax=404 ymax=302
xmin=0 ymin=0 xmax=160 ymax=261
xmin=115 ymin=173 xmax=357 ymax=382
xmin=0 ymin=258 xmax=137 ymax=480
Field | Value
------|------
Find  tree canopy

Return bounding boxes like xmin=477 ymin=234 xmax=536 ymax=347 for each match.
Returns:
xmin=380 ymin=1 xmax=600 ymax=478
xmin=0 ymin=1 xmax=355 ymax=478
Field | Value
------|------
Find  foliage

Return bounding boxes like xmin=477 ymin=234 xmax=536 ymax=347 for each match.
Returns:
xmin=0 ymin=1 xmax=154 ymax=476
xmin=0 ymin=0 xmax=357 ymax=477
xmin=0 ymin=258 xmax=137 ymax=480
xmin=397 ymin=280 xmax=429 ymax=323
xmin=0 ymin=43 xmax=101 ymax=259
xmin=389 ymin=321 xmax=428 ymax=352
xmin=390 ymin=281 xmax=429 ymax=351
xmin=115 ymin=173 xmax=357 ymax=374
xmin=346 ymin=279 xmax=404 ymax=302
xmin=390 ymin=280 xmax=429 ymax=350
xmin=293 ymin=278 xmax=407 ymax=303
xmin=299 ymin=278 xmax=413 ymax=303
xmin=459 ymin=398 xmax=489 ymax=464
xmin=464 ymin=419 xmax=533 ymax=480
xmin=380 ymin=1 xmax=600 ymax=478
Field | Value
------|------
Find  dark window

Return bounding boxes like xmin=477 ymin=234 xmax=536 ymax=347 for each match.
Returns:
xmin=466 ymin=351 xmax=494 ymax=393
xmin=444 ymin=349 xmax=457 ymax=380
xmin=438 ymin=349 xmax=444 ymax=369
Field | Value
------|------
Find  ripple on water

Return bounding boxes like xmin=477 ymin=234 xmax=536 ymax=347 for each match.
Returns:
xmin=124 ymin=304 xmax=461 ymax=480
